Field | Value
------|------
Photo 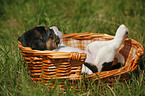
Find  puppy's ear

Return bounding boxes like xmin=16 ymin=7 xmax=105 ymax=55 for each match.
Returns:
xmin=18 ymin=35 xmax=24 ymax=42
xmin=18 ymin=37 xmax=22 ymax=41
xmin=31 ymin=39 xmax=46 ymax=50
xmin=18 ymin=35 xmax=28 ymax=46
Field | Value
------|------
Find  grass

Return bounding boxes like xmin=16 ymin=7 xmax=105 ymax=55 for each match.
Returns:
xmin=0 ymin=0 xmax=145 ymax=95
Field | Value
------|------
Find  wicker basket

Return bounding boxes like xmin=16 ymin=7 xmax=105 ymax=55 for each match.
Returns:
xmin=18 ymin=33 xmax=144 ymax=87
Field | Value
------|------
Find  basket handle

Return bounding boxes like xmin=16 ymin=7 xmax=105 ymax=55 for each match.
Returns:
xmin=70 ymin=52 xmax=84 ymax=61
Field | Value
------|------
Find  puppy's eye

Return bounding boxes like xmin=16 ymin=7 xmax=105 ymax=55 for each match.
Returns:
xmin=49 ymin=33 xmax=53 ymax=38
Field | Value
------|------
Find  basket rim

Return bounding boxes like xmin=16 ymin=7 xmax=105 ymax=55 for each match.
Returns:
xmin=18 ymin=41 xmax=85 ymax=54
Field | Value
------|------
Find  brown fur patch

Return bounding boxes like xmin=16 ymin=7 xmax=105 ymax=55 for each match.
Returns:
xmin=46 ymin=38 xmax=58 ymax=50
xmin=34 ymin=30 xmax=43 ymax=39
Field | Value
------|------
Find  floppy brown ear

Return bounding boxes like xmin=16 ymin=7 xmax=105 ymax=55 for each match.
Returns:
xmin=31 ymin=39 xmax=46 ymax=50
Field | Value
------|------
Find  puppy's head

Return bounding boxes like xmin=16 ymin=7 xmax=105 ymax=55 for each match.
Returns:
xmin=50 ymin=26 xmax=63 ymax=45
xmin=18 ymin=26 xmax=60 ymax=50
xmin=45 ymin=28 xmax=60 ymax=50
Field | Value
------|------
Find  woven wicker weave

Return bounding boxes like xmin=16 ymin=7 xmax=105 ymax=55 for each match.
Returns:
xmin=18 ymin=41 xmax=86 ymax=83
xmin=18 ymin=33 xmax=144 ymax=86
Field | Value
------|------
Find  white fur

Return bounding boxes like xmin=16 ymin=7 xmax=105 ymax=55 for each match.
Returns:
xmin=81 ymin=64 xmax=94 ymax=74
xmin=81 ymin=52 xmax=125 ymax=75
xmin=54 ymin=45 xmax=84 ymax=53
xmin=115 ymin=53 xmax=125 ymax=64
xmin=50 ymin=26 xmax=64 ymax=46
xmin=85 ymin=24 xmax=129 ymax=72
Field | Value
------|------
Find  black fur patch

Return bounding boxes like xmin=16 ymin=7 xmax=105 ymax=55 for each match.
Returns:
xmin=101 ymin=62 xmax=122 ymax=71
xmin=101 ymin=62 xmax=113 ymax=71
xmin=84 ymin=62 xmax=98 ymax=73
xmin=84 ymin=61 xmax=122 ymax=73
xmin=110 ymin=62 xmax=121 ymax=70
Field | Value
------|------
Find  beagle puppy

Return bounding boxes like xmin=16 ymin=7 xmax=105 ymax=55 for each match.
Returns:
xmin=18 ymin=26 xmax=60 ymax=50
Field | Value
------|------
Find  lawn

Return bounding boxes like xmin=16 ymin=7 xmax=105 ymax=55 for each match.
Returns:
xmin=0 ymin=0 xmax=145 ymax=95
